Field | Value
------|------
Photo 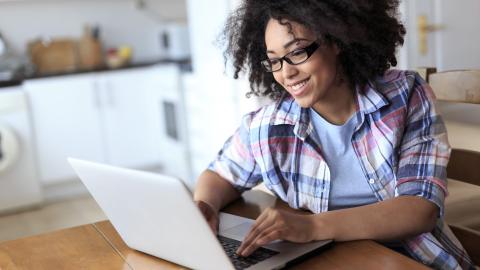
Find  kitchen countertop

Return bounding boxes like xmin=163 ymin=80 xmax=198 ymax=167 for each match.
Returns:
xmin=0 ymin=58 xmax=191 ymax=88
xmin=0 ymin=79 xmax=23 ymax=88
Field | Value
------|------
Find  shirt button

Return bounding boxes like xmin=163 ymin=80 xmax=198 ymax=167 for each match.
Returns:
xmin=369 ymin=179 xmax=375 ymax=184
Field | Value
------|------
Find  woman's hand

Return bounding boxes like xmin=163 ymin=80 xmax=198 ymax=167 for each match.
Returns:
xmin=195 ymin=200 xmax=219 ymax=234
xmin=236 ymin=207 xmax=319 ymax=257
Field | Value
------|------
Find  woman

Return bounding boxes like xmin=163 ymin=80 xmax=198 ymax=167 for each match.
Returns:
xmin=194 ymin=0 xmax=474 ymax=269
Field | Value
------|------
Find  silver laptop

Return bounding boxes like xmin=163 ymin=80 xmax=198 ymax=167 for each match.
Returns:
xmin=68 ymin=158 xmax=332 ymax=270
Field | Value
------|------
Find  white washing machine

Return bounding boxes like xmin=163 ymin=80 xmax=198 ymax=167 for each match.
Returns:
xmin=0 ymin=86 xmax=42 ymax=213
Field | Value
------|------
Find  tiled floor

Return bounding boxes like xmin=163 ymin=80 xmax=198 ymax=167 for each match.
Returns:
xmin=0 ymin=196 xmax=107 ymax=243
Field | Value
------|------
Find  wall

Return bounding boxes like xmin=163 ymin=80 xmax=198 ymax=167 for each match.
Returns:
xmin=0 ymin=0 xmax=187 ymax=62
xmin=183 ymin=0 xmax=267 ymax=182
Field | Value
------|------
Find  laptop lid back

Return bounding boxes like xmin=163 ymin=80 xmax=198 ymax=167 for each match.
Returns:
xmin=68 ymin=158 xmax=234 ymax=270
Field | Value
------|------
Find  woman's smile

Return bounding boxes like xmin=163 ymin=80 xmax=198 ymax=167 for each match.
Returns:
xmin=287 ymin=77 xmax=311 ymax=97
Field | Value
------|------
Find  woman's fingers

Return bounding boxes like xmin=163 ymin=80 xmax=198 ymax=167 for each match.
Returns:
xmin=237 ymin=210 xmax=318 ymax=257
xmin=237 ymin=208 xmax=281 ymax=255
xmin=237 ymin=208 xmax=275 ymax=251
xmin=241 ymin=229 xmax=282 ymax=257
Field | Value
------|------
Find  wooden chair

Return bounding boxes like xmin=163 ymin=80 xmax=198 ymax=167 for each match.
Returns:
xmin=446 ymin=148 xmax=480 ymax=267
xmin=449 ymin=224 xmax=480 ymax=267
xmin=424 ymin=68 xmax=480 ymax=104
xmin=447 ymin=148 xmax=480 ymax=187
xmin=418 ymin=68 xmax=480 ymax=266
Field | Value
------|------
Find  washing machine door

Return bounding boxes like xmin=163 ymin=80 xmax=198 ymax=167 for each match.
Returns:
xmin=0 ymin=122 xmax=20 ymax=173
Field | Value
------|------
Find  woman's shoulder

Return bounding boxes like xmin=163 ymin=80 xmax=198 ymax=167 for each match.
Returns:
xmin=373 ymin=69 xmax=428 ymax=100
xmin=239 ymin=94 xmax=300 ymax=130
xmin=377 ymin=69 xmax=424 ymax=88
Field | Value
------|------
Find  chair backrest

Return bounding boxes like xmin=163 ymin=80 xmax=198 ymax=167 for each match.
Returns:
xmin=417 ymin=68 xmax=480 ymax=104
xmin=447 ymin=148 xmax=480 ymax=186
xmin=416 ymin=68 xmax=480 ymax=186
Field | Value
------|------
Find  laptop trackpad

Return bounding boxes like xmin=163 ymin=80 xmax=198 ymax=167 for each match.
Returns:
xmin=219 ymin=213 xmax=285 ymax=249
xmin=222 ymin=222 xmax=252 ymax=239
xmin=218 ymin=212 xmax=254 ymax=240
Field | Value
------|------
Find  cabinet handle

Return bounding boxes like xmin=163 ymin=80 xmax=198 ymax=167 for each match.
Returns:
xmin=93 ymin=81 xmax=101 ymax=108
xmin=106 ymin=81 xmax=114 ymax=108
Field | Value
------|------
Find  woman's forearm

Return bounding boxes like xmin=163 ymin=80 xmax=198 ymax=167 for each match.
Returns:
xmin=194 ymin=170 xmax=241 ymax=212
xmin=313 ymin=196 xmax=439 ymax=242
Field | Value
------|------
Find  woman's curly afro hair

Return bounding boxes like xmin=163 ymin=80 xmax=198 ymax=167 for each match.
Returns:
xmin=222 ymin=0 xmax=406 ymax=100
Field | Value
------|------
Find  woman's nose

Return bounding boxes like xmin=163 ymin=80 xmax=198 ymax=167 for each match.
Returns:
xmin=281 ymin=61 xmax=298 ymax=79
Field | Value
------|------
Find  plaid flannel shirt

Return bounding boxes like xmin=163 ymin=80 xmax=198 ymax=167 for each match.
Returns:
xmin=208 ymin=70 xmax=474 ymax=269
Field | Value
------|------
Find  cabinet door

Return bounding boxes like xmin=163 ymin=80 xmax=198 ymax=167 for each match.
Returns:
xmin=150 ymin=65 xmax=191 ymax=182
xmin=24 ymin=74 xmax=105 ymax=184
xmin=99 ymin=68 xmax=163 ymax=169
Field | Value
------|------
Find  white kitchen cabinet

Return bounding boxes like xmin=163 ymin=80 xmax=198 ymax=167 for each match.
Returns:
xmin=24 ymin=65 xmax=180 ymax=185
xmin=149 ymin=65 xmax=192 ymax=183
xmin=97 ymin=68 xmax=163 ymax=168
xmin=24 ymin=74 xmax=105 ymax=184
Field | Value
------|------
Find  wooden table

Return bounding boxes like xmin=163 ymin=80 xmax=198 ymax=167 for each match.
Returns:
xmin=0 ymin=190 xmax=429 ymax=270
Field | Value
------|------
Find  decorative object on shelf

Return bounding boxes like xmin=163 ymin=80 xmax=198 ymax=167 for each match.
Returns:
xmin=78 ymin=24 xmax=103 ymax=70
xmin=105 ymin=45 xmax=132 ymax=69
xmin=28 ymin=38 xmax=78 ymax=75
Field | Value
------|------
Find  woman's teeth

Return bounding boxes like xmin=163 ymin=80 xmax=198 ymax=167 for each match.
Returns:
xmin=292 ymin=79 xmax=308 ymax=91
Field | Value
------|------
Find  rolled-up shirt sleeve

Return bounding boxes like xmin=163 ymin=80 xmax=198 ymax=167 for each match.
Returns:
xmin=208 ymin=112 xmax=263 ymax=193
xmin=395 ymin=72 xmax=450 ymax=217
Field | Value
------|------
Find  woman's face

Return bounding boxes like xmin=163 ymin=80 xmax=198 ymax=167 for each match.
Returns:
xmin=264 ymin=19 xmax=340 ymax=108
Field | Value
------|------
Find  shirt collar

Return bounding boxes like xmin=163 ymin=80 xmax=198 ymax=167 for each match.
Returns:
xmin=355 ymin=80 xmax=390 ymax=115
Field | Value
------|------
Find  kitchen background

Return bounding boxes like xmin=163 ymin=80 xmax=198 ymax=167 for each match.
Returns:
xmin=0 ymin=0 xmax=188 ymax=62
xmin=0 ymin=0 xmax=479 ymax=242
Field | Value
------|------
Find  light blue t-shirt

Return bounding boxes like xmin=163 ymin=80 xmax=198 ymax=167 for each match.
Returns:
xmin=309 ymin=109 xmax=377 ymax=211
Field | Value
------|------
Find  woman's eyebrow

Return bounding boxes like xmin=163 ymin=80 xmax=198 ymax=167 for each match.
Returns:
xmin=266 ymin=38 xmax=310 ymax=54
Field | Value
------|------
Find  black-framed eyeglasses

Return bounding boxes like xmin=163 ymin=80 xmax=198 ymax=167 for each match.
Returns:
xmin=261 ymin=42 xmax=320 ymax=72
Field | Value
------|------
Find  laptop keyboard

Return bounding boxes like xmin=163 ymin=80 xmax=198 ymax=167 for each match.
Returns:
xmin=218 ymin=235 xmax=279 ymax=269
